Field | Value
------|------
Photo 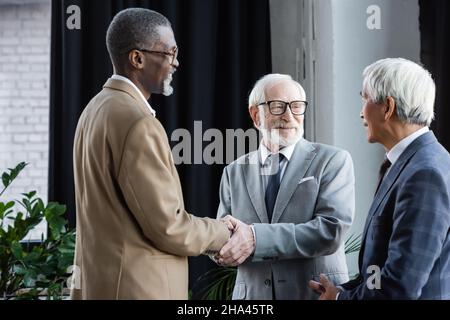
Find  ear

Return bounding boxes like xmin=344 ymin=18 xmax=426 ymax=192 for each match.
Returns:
xmin=384 ymin=96 xmax=396 ymax=121
xmin=249 ymin=106 xmax=260 ymax=127
xmin=128 ymin=50 xmax=144 ymax=70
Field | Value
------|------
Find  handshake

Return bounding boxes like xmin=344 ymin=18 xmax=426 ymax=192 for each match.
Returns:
xmin=212 ymin=215 xmax=256 ymax=267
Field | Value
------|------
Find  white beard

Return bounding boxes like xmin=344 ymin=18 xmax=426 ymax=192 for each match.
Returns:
xmin=162 ymin=73 xmax=174 ymax=96
xmin=258 ymin=112 xmax=303 ymax=148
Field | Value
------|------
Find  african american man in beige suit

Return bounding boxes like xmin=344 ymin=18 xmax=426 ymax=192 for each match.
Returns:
xmin=71 ymin=8 xmax=230 ymax=300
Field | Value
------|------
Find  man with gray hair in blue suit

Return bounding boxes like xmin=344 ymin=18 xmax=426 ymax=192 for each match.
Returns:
xmin=215 ymin=74 xmax=355 ymax=299
xmin=310 ymin=58 xmax=450 ymax=299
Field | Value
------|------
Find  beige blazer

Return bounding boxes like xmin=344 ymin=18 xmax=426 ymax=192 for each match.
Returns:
xmin=71 ymin=78 xmax=229 ymax=300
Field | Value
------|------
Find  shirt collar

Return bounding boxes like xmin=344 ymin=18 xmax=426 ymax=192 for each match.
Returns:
xmin=111 ymin=74 xmax=156 ymax=117
xmin=386 ymin=126 xmax=429 ymax=165
xmin=260 ymin=141 xmax=296 ymax=165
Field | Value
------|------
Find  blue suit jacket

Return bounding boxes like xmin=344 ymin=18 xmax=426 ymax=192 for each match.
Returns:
xmin=339 ymin=131 xmax=450 ymax=299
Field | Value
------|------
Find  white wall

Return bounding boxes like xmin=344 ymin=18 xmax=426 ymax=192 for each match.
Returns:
xmin=271 ymin=0 xmax=420 ymax=275
xmin=0 ymin=0 xmax=51 ymax=239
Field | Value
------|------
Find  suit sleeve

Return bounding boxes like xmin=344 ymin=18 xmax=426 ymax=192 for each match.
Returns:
xmin=217 ymin=166 xmax=232 ymax=220
xmin=117 ymin=117 xmax=229 ymax=256
xmin=252 ymin=150 xmax=355 ymax=261
xmin=339 ymin=167 xmax=450 ymax=299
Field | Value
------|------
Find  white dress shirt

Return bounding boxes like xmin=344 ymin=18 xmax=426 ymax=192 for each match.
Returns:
xmin=111 ymin=74 xmax=156 ymax=117
xmin=259 ymin=141 xmax=296 ymax=190
xmin=383 ymin=126 xmax=429 ymax=177
xmin=386 ymin=126 xmax=429 ymax=165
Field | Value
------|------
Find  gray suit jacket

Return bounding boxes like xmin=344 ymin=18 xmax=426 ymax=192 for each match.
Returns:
xmin=217 ymin=139 xmax=355 ymax=299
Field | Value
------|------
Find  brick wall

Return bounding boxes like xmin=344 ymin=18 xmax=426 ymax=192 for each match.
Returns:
xmin=0 ymin=0 xmax=51 ymax=239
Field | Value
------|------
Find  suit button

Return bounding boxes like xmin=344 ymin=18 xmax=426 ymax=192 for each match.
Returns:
xmin=264 ymin=279 xmax=271 ymax=286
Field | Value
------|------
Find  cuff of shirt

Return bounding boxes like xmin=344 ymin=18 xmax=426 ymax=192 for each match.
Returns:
xmin=335 ymin=286 xmax=344 ymax=300
xmin=250 ymin=224 xmax=257 ymax=255
xmin=251 ymin=225 xmax=256 ymax=245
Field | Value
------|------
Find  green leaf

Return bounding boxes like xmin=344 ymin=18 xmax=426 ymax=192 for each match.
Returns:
xmin=6 ymin=201 xmax=15 ymax=209
xmin=50 ymin=203 xmax=66 ymax=216
xmin=22 ymin=198 xmax=31 ymax=211
xmin=24 ymin=249 xmax=42 ymax=263
xmin=11 ymin=241 xmax=24 ymax=259
xmin=345 ymin=233 xmax=362 ymax=255
xmin=2 ymin=172 xmax=10 ymax=189
xmin=12 ymin=264 xmax=27 ymax=275
xmin=9 ymin=162 xmax=27 ymax=181
xmin=47 ymin=282 xmax=63 ymax=300
xmin=0 ymin=201 xmax=15 ymax=217
xmin=15 ymin=212 xmax=23 ymax=221
xmin=48 ymin=217 xmax=67 ymax=240
xmin=23 ymin=269 xmax=38 ymax=287
xmin=51 ymin=202 xmax=66 ymax=213
xmin=23 ymin=191 xmax=37 ymax=199
xmin=31 ymin=199 xmax=45 ymax=217
xmin=57 ymin=247 xmax=74 ymax=254
xmin=2 ymin=208 xmax=15 ymax=220
xmin=0 ymin=201 xmax=14 ymax=220
xmin=39 ymin=263 xmax=55 ymax=276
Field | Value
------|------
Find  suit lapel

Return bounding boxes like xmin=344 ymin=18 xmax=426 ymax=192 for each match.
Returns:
xmin=242 ymin=151 xmax=269 ymax=223
xmin=358 ymin=131 xmax=437 ymax=268
xmin=361 ymin=160 xmax=406 ymax=238
xmin=272 ymin=139 xmax=316 ymax=223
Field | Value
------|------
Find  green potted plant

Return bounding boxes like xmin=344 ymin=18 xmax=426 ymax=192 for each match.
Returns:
xmin=0 ymin=162 xmax=75 ymax=300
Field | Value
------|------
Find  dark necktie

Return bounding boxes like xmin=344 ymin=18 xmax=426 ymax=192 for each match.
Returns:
xmin=375 ymin=158 xmax=391 ymax=195
xmin=265 ymin=153 xmax=284 ymax=222
xmin=358 ymin=157 xmax=392 ymax=273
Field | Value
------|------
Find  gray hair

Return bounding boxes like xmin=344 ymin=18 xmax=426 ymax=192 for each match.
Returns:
xmin=248 ymin=73 xmax=306 ymax=108
xmin=106 ymin=8 xmax=171 ymax=68
xmin=363 ymin=58 xmax=435 ymax=126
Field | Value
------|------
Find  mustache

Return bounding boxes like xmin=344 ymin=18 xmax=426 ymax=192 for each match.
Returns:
xmin=271 ymin=121 xmax=298 ymax=129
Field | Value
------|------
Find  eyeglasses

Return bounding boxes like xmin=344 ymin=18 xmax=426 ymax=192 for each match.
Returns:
xmin=257 ymin=100 xmax=308 ymax=116
xmin=132 ymin=46 xmax=178 ymax=65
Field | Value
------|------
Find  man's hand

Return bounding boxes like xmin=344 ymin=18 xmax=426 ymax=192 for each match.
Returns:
xmin=216 ymin=218 xmax=255 ymax=267
xmin=308 ymin=274 xmax=342 ymax=300
xmin=207 ymin=215 xmax=238 ymax=260
xmin=220 ymin=215 xmax=238 ymax=232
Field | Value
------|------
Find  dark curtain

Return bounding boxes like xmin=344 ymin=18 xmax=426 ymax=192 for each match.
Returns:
xmin=420 ymin=0 xmax=450 ymax=151
xmin=49 ymin=0 xmax=271 ymax=291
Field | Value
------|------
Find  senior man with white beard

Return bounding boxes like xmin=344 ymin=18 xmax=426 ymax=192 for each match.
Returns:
xmin=214 ymin=73 xmax=355 ymax=300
